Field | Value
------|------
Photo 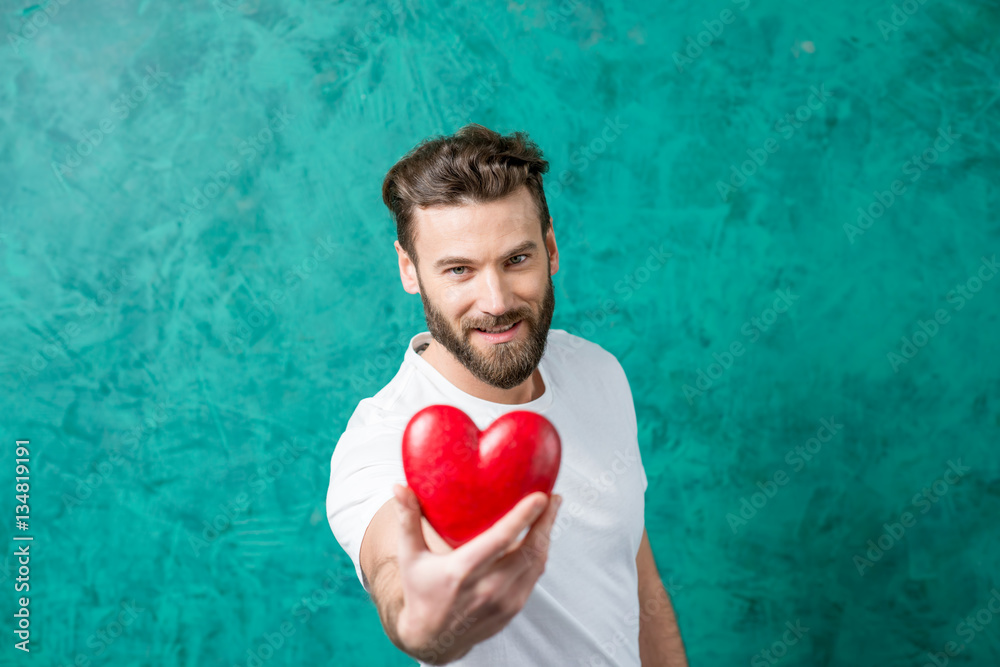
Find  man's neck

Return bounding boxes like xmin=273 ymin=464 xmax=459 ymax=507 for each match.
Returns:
xmin=418 ymin=339 xmax=544 ymax=405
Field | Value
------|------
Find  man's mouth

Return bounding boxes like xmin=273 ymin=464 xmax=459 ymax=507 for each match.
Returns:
xmin=476 ymin=321 xmax=517 ymax=333
xmin=473 ymin=320 xmax=523 ymax=342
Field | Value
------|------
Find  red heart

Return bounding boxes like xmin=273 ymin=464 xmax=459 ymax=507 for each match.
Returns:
xmin=402 ymin=405 xmax=562 ymax=548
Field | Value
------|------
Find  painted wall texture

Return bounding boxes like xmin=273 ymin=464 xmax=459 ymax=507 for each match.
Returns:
xmin=2 ymin=0 xmax=998 ymax=665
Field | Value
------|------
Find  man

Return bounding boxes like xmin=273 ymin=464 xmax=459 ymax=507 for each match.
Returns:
xmin=326 ymin=124 xmax=687 ymax=665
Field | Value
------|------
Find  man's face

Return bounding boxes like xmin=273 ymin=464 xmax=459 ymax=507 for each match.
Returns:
xmin=405 ymin=186 xmax=557 ymax=390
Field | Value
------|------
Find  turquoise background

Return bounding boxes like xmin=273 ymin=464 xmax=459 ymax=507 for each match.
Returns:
xmin=2 ymin=0 xmax=999 ymax=665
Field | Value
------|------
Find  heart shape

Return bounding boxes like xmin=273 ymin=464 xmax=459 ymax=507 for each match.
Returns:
xmin=402 ymin=404 xmax=562 ymax=548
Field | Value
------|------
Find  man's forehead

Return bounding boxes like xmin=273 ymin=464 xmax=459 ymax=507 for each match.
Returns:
xmin=412 ymin=191 xmax=540 ymax=259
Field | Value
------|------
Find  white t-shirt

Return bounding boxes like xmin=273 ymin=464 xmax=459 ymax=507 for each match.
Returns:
xmin=326 ymin=328 xmax=648 ymax=666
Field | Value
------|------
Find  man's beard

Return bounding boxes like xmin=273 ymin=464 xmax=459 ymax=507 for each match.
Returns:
xmin=418 ymin=271 xmax=556 ymax=390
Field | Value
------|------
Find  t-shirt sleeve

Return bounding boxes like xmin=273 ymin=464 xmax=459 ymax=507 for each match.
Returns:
xmin=326 ymin=423 xmax=407 ymax=594
xmin=639 ymin=452 xmax=648 ymax=493
xmin=608 ymin=355 xmax=648 ymax=494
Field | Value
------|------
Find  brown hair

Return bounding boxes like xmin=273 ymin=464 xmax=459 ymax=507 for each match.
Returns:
xmin=381 ymin=123 xmax=551 ymax=268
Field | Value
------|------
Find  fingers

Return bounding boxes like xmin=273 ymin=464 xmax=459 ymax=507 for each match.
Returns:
xmin=466 ymin=494 xmax=563 ymax=612
xmin=455 ymin=492 xmax=553 ymax=579
xmin=394 ymin=483 xmax=429 ymax=564
xmin=497 ymin=493 xmax=562 ymax=581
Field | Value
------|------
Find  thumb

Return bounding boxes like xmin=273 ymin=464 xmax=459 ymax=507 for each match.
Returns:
xmin=393 ymin=484 xmax=428 ymax=564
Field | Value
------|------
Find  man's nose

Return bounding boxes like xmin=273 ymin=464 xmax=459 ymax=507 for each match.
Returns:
xmin=476 ymin=269 xmax=517 ymax=318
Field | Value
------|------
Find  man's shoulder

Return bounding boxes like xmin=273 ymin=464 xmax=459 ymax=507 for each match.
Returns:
xmin=546 ymin=328 xmax=626 ymax=375
xmin=329 ymin=397 xmax=409 ymax=470
xmin=338 ymin=361 xmax=422 ymax=443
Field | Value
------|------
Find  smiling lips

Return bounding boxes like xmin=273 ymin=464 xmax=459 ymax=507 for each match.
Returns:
xmin=474 ymin=320 xmax=522 ymax=343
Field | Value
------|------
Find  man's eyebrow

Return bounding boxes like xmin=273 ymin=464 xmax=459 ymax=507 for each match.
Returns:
xmin=433 ymin=240 xmax=539 ymax=270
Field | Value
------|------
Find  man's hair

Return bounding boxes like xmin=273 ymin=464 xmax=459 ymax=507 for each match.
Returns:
xmin=381 ymin=123 xmax=551 ymax=268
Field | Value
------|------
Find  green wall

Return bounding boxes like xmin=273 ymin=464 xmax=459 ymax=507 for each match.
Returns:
xmin=2 ymin=0 xmax=998 ymax=665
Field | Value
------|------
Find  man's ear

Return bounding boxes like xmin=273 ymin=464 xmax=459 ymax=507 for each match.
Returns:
xmin=545 ymin=217 xmax=560 ymax=275
xmin=395 ymin=240 xmax=420 ymax=295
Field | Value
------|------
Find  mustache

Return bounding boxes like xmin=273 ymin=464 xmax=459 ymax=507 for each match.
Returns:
xmin=468 ymin=314 xmax=529 ymax=330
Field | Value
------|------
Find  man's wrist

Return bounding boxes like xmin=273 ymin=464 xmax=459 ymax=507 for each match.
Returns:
xmin=392 ymin=604 xmax=472 ymax=666
xmin=370 ymin=562 xmax=408 ymax=650
xmin=369 ymin=563 xmax=472 ymax=665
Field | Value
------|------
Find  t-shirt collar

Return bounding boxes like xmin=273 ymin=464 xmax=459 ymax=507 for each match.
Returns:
xmin=404 ymin=331 xmax=554 ymax=414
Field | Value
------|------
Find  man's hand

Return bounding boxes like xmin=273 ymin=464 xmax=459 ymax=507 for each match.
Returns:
xmin=391 ymin=483 xmax=562 ymax=665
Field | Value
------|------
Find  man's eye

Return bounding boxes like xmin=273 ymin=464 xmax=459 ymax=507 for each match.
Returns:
xmin=449 ymin=255 xmax=527 ymax=276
